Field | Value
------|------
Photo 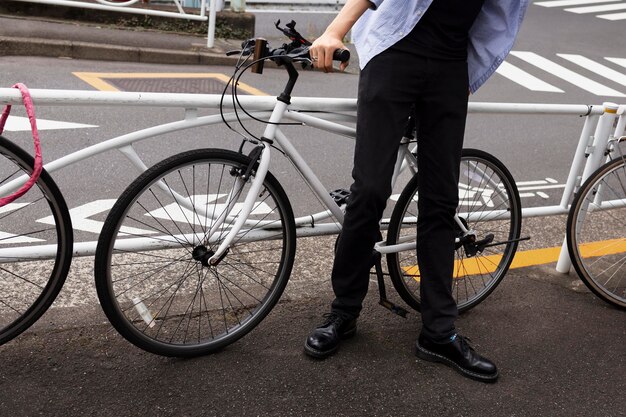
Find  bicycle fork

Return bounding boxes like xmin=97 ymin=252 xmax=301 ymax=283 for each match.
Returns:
xmin=206 ymin=101 xmax=288 ymax=265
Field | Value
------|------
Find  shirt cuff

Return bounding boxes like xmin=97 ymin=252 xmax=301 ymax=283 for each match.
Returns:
xmin=369 ymin=0 xmax=383 ymax=10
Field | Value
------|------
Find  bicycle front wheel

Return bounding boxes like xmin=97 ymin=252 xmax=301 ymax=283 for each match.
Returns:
xmin=387 ymin=149 xmax=522 ymax=313
xmin=95 ymin=149 xmax=296 ymax=357
xmin=0 ymin=136 xmax=73 ymax=345
xmin=567 ymin=157 xmax=626 ymax=310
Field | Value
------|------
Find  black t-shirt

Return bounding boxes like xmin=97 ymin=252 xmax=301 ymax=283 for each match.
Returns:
xmin=392 ymin=0 xmax=486 ymax=61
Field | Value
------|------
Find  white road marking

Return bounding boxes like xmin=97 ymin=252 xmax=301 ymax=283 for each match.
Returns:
xmin=565 ymin=3 xmax=626 ymax=13
xmin=0 ymin=203 xmax=43 ymax=244
xmin=3 ymin=116 xmax=97 ymax=132
xmin=509 ymin=51 xmax=626 ymax=97
xmin=0 ymin=231 xmax=43 ymax=244
xmin=535 ymin=0 xmax=622 ymax=7
xmin=517 ymin=179 xmax=555 ymax=186
xmin=599 ymin=11 xmax=626 ymax=18
xmin=517 ymin=184 xmax=567 ymax=191
xmin=495 ymin=62 xmax=564 ymax=92
xmin=38 ymin=199 xmax=154 ymax=236
xmin=558 ymin=54 xmax=626 ymax=86
xmin=605 ymin=57 xmax=626 ymax=69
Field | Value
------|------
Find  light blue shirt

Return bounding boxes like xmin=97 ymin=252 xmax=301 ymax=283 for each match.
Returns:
xmin=352 ymin=0 xmax=530 ymax=93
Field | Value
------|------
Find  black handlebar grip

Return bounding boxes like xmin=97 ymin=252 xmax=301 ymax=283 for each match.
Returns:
xmin=333 ymin=49 xmax=350 ymax=62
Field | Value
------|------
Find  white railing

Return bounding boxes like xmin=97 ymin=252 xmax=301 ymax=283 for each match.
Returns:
xmin=10 ymin=0 xmax=229 ymax=47
xmin=0 ymin=88 xmax=624 ymax=273
xmin=226 ymin=0 xmax=344 ymax=11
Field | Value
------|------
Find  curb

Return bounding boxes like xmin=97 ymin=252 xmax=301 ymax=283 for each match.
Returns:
xmin=0 ymin=36 xmax=240 ymax=66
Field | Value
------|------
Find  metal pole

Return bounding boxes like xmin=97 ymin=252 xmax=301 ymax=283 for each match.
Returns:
xmin=555 ymin=102 xmax=620 ymax=273
xmin=207 ymin=0 xmax=216 ymax=47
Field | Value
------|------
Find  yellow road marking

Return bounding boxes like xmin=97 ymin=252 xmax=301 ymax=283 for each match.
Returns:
xmin=403 ymin=238 xmax=626 ymax=281
xmin=73 ymin=72 xmax=119 ymax=91
xmin=72 ymin=72 xmax=268 ymax=95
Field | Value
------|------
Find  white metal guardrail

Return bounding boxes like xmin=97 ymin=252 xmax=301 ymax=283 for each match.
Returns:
xmin=0 ymin=88 xmax=624 ymax=272
xmin=9 ymin=0 xmax=345 ymax=48
xmin=225 ymin=0 xmax=344 ymax=11
xmin=9 ymin=0 xmax=229 ymax=47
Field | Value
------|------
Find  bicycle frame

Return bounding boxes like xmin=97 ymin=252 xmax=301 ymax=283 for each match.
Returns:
xmin=200 ymin=58 xmax=512 ymax=262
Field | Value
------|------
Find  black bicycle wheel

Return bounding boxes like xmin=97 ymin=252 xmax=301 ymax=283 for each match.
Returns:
xmin=567 ymin=157 xmax=626 ymax=310
xmin=0 ymin=135 xmax=73 ymax=344
xmin=95 ymin=149 xmax=296 ymax=357
xmin=386 ymin=149 xmax=522 ymax=313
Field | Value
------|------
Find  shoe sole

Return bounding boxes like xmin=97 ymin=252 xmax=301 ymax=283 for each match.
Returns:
xmin=303 ymin=326 xmax=357 ymax=359
xmin=415 ymin=343 xmax=499 ymax=383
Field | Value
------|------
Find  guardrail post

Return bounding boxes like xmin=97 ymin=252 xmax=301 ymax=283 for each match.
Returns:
xmin=555 ymin=102 xmax=620 ymax=273
xmin=208 ymin=0 xmax=216 ymax=47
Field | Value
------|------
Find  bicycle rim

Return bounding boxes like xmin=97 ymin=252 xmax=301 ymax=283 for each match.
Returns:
xmin=387 ymin=149 xmax=522 ymax=313
xmin=95 ymin=149 xmax=296 ymax=356
xmin=567 ymin=158 xmax=626 ymax=309
xmin=0 ymin=136 xmax=73 ymax=344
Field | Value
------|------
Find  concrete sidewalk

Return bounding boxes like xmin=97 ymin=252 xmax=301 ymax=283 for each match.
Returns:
xmin=0 ymin=13 xmax=244 ymax=65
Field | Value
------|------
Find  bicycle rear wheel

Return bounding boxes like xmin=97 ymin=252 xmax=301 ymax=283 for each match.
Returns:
xmin=95 ymin=149 xmax=296 ymax=357
xmin=0 ymin=135 xmax=73 ymax=345
xmin=567 ymin=157 xmax=626 ymax=310
xmin=386 ymin=149 xmax=522 ymax=313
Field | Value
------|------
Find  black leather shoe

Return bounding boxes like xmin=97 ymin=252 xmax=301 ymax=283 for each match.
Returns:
xmin=304 ymin=312 xmax=357 ymax=359
xmin=416 ymin=333 xmax=498 ymax=382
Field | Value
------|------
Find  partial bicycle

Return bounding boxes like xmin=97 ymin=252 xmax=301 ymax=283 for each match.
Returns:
xmin=0 ymin=84 xmax=73 ymax=345
xmin=567 ymin=133 xmax=626 ymax=310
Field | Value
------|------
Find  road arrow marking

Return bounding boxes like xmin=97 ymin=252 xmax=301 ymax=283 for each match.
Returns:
xmin=3 ymin=116 xmax=97 ymax=132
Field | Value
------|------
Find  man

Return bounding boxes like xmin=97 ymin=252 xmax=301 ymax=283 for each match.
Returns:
xmin=303 ymin=0 xmax=529 ymax=383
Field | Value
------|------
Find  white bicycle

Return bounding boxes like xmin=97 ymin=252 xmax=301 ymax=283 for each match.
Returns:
xmin=94 ymin=22 xmax=524 ymax=357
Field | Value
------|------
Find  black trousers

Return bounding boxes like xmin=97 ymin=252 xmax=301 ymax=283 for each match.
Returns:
xmin=330 ymin=47 xmax=469 ymax=342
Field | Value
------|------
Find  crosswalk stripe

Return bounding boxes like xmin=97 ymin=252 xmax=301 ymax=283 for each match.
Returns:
xmin=598 ymin=11 xmax=626 ymax=18
xmin=606 ymin=57 xmax=626 ymax=68
xmin=495 ymin=61 xmax=564 ymax=92
xmin=558 ymin=54 xmax=626 ymax=87
xmin=565 ymin=3 xmax=626 ymax=13
xmin=535 ymin=0 xmax=622 ymax=7
xmin=535 ymin=0 xmax=623 ymax=6
xmin=509 ymin=51 xmax=626 ymax=97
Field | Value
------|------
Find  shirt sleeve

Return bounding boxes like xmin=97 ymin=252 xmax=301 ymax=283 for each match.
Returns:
xmin=467 ymin=0 xmax=529 ymax=93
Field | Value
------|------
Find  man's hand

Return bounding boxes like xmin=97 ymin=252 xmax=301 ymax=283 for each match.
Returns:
xmin=308 ymin=0 xmax=371 ymax=72
xmin=310 ymin=33 xmax=349 ymax=73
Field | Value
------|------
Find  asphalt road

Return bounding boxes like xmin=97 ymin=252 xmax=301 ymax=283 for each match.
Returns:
xmin=0 ymin=3 xmax=625 ymax=416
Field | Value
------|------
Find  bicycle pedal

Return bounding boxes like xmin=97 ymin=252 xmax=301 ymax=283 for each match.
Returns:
xmin=379 ymin=299 xmax=409 ymax=318
xmin=330 ymin=188 xmax=351 ymax=206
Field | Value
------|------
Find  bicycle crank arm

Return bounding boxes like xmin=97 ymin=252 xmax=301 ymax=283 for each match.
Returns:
xmin=379 ymin=299 xmax=409 ymax=318
xmin=483 ymin=236 xmax=531 ymax=248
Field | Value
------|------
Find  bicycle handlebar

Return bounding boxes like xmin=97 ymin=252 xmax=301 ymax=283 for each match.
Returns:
xmin=228 ymin=38 xmax=350 ymax=65
xmin=225 ymin=21 xmax=350 ymax=75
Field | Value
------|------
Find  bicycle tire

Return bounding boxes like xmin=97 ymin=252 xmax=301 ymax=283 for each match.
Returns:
xmin=386 ymin=149 xmax=522 ymax=313
xmin=95 ymin=148 xmax=296 ymax=357
xmin=0 ymin=135 xmax=73 ymax=345
xmin=566 ymin=157 xmax=626 ymax=310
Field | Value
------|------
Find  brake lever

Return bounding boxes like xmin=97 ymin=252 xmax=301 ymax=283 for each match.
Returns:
xmin=226 ymin=38 xmax=258 ymax=57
